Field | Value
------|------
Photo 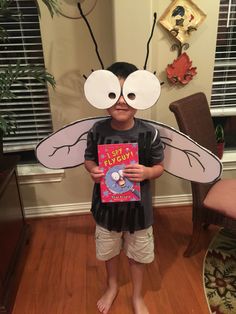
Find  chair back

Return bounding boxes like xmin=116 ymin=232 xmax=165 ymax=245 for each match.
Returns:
xmin=169 ymin=92 xmax=218 ymax=156
xmin=169 ymin=92 xmax=219 ymax=205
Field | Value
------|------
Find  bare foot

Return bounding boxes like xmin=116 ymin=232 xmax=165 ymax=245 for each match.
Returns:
xmin=132 ymin=297 xmax=149 ymax=314
xmin=97 ymin=286 xmax=118 ymax=314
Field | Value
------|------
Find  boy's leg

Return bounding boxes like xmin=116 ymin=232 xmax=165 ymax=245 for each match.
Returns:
xmin=129 ymin=259 xmax=149 ymax=314
xmin=95 ymin=225 xmax=122 ymax=313
xmin=124 ymin=226 xmax=154 ymax=314
xmin=97 ymin=255 xmax=119 ymax=314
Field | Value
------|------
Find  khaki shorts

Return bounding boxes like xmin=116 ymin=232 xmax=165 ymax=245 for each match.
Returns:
xmin=95 ymin=225 xmax=154 ymax=264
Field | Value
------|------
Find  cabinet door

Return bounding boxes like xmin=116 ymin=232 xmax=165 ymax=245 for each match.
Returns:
xmin=0 ymin=171 xmax=24 ymax=282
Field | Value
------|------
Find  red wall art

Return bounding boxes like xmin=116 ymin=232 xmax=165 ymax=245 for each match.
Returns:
xmin=166 ymin=52 xmax=197 ymax=85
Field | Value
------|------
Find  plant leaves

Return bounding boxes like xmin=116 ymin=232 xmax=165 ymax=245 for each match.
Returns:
xmin=36 ymin=0 xmax=60 ymax=17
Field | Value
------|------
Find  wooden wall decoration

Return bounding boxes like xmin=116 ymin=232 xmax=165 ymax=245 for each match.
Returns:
xmin=159 ymin=0 xmax=206 ymax=85
xmin=159 ymin=0 xmax=206 ymax=43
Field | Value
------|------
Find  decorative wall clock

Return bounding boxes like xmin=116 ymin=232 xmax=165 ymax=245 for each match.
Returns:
xmin=58 ymin=0 xmax=97 ymax=19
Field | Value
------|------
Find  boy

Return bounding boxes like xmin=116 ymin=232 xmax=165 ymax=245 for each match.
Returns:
xmin=84 ymin=62 xmax=164 ymax=314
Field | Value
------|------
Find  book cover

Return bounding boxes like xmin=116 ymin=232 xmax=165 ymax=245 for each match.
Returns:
xmin=98 ymin=143 xmax=141 ymax=203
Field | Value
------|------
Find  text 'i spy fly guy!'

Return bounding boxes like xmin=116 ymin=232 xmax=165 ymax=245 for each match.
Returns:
xmin=104 ymin=148 xmax=134 ymax=166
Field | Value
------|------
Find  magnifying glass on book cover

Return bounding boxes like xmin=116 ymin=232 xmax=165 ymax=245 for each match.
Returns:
xmin=104 ymin=165 xmax=141 ymax=200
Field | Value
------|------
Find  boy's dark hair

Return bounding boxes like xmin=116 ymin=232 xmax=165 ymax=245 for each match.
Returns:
xmin=107 ymin=62 xmax=138 ymax=78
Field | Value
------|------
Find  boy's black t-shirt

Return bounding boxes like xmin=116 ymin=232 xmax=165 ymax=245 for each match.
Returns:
xmin=84 ymin=117 xmax=164 ymax=233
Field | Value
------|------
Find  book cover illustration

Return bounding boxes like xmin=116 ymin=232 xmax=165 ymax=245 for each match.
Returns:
xmin=98 ymin=143 xmax=141 ymax=203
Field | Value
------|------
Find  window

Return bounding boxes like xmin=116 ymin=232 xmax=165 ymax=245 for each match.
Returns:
xmin=0 ymin=0 xmax=53 ymax=161
xmin=210 ymin=0 xmax=236 ymax=150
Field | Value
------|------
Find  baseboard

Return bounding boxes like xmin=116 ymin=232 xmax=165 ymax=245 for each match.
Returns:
xmin=24 ymin=202 xmax=91 ymax=218
xmin=24 ymin=194 xmax=192 ymax=218
xmin=152 ymin=194 xmax=192 ymax=207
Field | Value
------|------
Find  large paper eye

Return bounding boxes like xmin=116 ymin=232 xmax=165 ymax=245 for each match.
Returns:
xmin=84 ymin=70 xmax=121 ymax=109
xmin=122 ymin=70 xmax=161 ymax=109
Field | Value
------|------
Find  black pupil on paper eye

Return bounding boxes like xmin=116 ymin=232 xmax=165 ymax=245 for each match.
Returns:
xmin=128 ymin=93 xmax=135 ymax=100
xmin=108 ymin=92 xmax=116 ymax=99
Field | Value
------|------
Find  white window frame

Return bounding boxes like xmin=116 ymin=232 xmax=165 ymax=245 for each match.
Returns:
xmin=0 ymin=0 xmax=53 ymax=153
xmin=210 ymin=0 xmax=236 ymax=166
xmin=210 ymin=0 xmax=236 ymax=116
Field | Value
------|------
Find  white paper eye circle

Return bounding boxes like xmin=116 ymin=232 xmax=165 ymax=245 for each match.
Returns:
xmin=111 ymin=172 xmax=120 ymax=181
xmin=122 ymin=70 xmax=161 ymax=109
xmin=84 ymin=70 xmax=121 ymax=109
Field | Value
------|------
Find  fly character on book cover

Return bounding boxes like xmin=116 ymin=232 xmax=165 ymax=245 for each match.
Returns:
xmin=98 ymin=143 xmax=141 ymax=203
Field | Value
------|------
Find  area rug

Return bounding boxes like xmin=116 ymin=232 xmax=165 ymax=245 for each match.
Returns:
xmin=203 ymin=229 xmax=236 ymax=314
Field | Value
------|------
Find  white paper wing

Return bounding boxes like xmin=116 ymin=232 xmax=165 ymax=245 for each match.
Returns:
xmin=36 ymin=116 xmax=222 ymax=183
xmin=36 ymin=117 xmax=107 ymax=169
xmin=145 ymin=119 xmax=222 ymax=183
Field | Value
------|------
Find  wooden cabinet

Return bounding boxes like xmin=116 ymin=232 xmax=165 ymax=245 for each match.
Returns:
xmin=0 ymin=157 xmax=29 ymax=314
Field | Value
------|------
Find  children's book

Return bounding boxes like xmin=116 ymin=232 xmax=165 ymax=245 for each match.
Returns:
xmin=98 ymin=143 xmax=141 ymax=203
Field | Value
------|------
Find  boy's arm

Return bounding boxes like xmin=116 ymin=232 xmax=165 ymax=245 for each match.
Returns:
xmin=84 ymin=160 xmax=104 ymax=183
xmin=123 ymin=163 xmax=164 ymax=182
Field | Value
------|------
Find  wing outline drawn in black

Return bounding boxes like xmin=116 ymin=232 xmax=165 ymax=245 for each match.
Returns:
xmin=36 ymin=116 xmax=222 ymax=183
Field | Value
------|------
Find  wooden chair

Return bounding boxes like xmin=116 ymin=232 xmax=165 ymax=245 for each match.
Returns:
xmin=169 ymin=92 xmax=236 ymax=257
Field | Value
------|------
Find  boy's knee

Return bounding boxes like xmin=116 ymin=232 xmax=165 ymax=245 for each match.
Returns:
xmin=124 ymin=226 xmax=155 ymax=264
xmin=95 ymin=225 xmax=122 ymax=261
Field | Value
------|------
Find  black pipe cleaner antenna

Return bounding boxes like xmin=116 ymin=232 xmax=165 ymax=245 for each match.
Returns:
xmin=77 ymin=2 xmax=104 ymax=69
xmin=143 ymin=12 xmax=157 ymax=70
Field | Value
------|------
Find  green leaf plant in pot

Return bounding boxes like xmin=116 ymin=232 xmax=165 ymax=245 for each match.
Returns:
xmin=215 ymin=124 xmax=225 ymax=159
xmin=0 ymin=0 xmax=59 ymax=160
xmin=0 ymin=113 xmax=17 ymax=159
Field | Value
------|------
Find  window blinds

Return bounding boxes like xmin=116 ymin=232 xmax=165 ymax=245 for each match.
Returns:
xmin=211 ymin=0 xmax=236 ymax=116
xmin=0 ymin=0 xmax=53 ymax=152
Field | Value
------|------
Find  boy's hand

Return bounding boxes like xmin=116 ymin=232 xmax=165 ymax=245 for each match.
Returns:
xmin=90 ymin=166 xmax=104 ymax=183
xmin=123 ymin=164 xmax=149 ymax=182
xmin=84 ymin=160 xmax=104 ymax=183
xmin=123 ymin=163 xmax=164 ymax=182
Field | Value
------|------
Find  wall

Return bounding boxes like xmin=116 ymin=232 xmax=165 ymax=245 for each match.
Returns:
xmin=20 ymin=0 xmax=231 ymax=216
xmin=20 ymin=0 xmax=114 ymax=211
xmin=111 ymin=0 xmax=227 ymax=199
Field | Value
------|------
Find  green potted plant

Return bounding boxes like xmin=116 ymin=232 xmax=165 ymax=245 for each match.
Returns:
xmin=215 ymin=124 xmax=225 ymax=159
xmin=0 ymin=113 xmax=16 ymax=157
xmin=0 ymin=0 xmax=59 ymax=158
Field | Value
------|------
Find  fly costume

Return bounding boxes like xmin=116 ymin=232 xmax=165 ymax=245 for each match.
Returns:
xmin=84 ymin=117 xmax=164 ymax=233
